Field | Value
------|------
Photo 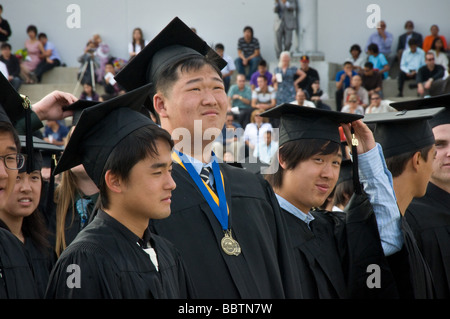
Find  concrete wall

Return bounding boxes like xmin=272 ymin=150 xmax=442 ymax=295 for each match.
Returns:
xmin=2 ymin=0 xmax=450 ymax=68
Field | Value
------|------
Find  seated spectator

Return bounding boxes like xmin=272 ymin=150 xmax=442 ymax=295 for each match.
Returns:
xmin=234 ymin=26 xmax=262 ymax=81
xmin=212 ymin=112 xmax=246 ymax=162
xmin=128 ymin=27 xmax=149 ymax=59
xmin=34 ymin=33 xmax=61 ymax=83
xmin=307 ymin=79 xmax=331 ymax=110
xmin=0 ymin=4 xmax=12 ymax=43
xmin=77 ymin=39 xmax=99 ymax=84
xmin=365 ymin=20 xmax=394 ymax=68
xmin=249 ymin=59 xmax=273 ymax=90
xmin=79 ymin=82 xmax=101 ymax=102
xmin=341 ymin=94 xmax=364 ymax=115
xmin=251 ymin=74 xmax=276 ymax=112
xmin=422 ymin=24 xmax=448 ymax=53
xmin=0 ymin=43 xmax=22 ymax=91
xmin=397 ymin=38 xmax=425 ymax=97
xmin=243 ymin=109 xmax=272 ymax=161
xmin=417 ymin=51 xmax=445 ymax=97
xmin=254 ymin=130 xmax=278 ymax=165
xmin=334 ymin=61 xmax=357 ymax=111
xmin=20 ymin=25 xmax=45 ymax=84
xmin=396 ymin=20 xmax=423 ymax=67
xmin=347 ymin=44 xmax=366 ymax=73
xmin=101 ymin=62 xmax=125 ymax=101
xmin=428 ymin=37 xmax=449 ymax=71
xmin=360 ymin=61 xmax=383 ymax=97
xmin=228 ymin=73 xmax=252 ymax=126
xmin=343 ymin=74 xmax=369 ymax=108
xmin=215 ymin=43 xmax=235 ymax=93
xmin=91 ymin=34 xmax=111 ymax=83
xmin=290 ymin=89 xmax=315 ymax=108
xmin=365 ymin=92 xmax=397 ymax=114
xmin=43 ymin=120 xmax=69 ymax=146
xmin=296 ymin=55 xmax=320 ymax=95
xmin=367 ymin=42 xmax=389 ymax=79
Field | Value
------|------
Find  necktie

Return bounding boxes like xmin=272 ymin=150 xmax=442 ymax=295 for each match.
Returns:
xmin=200 ymin=166 xmax=214 ymax=191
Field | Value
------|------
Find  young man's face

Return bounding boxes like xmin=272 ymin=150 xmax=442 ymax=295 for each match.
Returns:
xmin=431 ymin=124 xmax=450 ymax=189
xmin=280 ymin=151 xmax=342 ymax=213
xmin=156 ymin=64 xmax=228 ymax=142
xmin=4 ymin=171 xmax=41 ymax=218
xmin=0 ymin=132 xmax=19 ymax=210
xmin=120 ymin=139 xmax=176 ymax=220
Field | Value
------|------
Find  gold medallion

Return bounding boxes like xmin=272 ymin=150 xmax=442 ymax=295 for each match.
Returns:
xmin=221 ymin=229 xmax=241 ymax=256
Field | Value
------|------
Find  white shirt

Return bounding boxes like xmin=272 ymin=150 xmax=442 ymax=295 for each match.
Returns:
xmin=290 ymin=99 xmax=316 ymax=108
xmin=0 ymin=61 xmax=9 ymax=79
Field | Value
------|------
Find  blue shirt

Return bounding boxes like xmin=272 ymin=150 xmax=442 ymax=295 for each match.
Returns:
xmin=335 ymin=70 xmax=357 ymax=89
xmin=366 ymin=31 xmax=394 ymax=55
xmin=275 ymin=194 xmax=315 ymax=229
xmin=368 ymin=54 xmax=389 ymax=79
xmin=45 ymin=41 xmax=61 ymax=61
xmin=400 ymin=48 xmax=425 ymax=74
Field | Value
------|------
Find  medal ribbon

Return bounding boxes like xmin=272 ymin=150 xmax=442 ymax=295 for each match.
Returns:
xmin=172 ymin=151 xmax=229 ymax=230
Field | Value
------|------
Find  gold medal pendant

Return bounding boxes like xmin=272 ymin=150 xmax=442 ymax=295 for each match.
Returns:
xmin=221 ymin=229 xmax=241 ymax=256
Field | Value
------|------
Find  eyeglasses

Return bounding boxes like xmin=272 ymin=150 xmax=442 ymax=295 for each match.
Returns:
xmin=0 ymin=153 xmax=25 ymax=170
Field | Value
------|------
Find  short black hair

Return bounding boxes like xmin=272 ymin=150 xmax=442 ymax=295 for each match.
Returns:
xmin=214 ymin=43 xmax=224 ymax=51
xmin=367 ymin=43 xmax=379 ymax=54
xmin=99 ymin=124 xmax=174 ymax=209
xmin=0 ymin=42 xmax=11 ymax=50
xmin=385 ymin=145 xmax=433 ymax=178
xmin=0 ymin=121 xmax=20 ymax=151
xmin=364 ymin=61 xmax=374 ymax=69
xmin=26 ymin=25 xmax=38 ymax=35
xmin=350 ymin=44 xmax=362 ymax=54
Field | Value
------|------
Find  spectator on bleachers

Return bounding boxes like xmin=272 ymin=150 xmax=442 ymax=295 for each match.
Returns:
xmin=360 ymin=61 xmax=383 ymax=98
xmin=35 ymin=33 xmax=61 ymax=83
xmin=422 ymin=24 xmax=448 ymax=53
xmin=0 ymin=42 xmax=21 ymax=90
xmin=215 ymin=43 xmax=235 ymax=93
xmin=0 ymin=4 xmax=11 ymax=43
xmin=365 ymin=20 xmax=394 ymax=68
xmin=251 ymin=74 xmax=276 ymax=112
xmin=296 ymin=55 xmax=320 ymax=97
xmin=307 ymin=79 xmax=331 ymax=110
xmin=341 ymin=93 xmax=364 ymax=115
xmin=254 ymin=129 xmax=278 ymax=165
xmin=343 ymin=74 xmax=369 ymax=109
xmin=428 ymin=37 xmax=449 ymax=71
xmin=101 ymin=61 xmax=125 ymax=101
xmin=367 ymin=43 xmax=390 ymax=80
xmin=91 ymin=34 xmax=111 ymax=83
xmin=397 ymin=38 xmax=425 ymax=97
xmin=20 ymin=25 xmax=45 ymax=84
xmin=235 ymin=26 xmax=261 ymax=81
xmin=334 ymin=61 xmax=357 ymax=112
xmin=290 ymin=89 xmax=315 ymax=108
xmin=128 ymin=27 xmax=148 ymax=60
xmin=212 ymin=112 xmax=245 ymax=163
xmin=249 ymin=59 xmax=273 ymax=90
xmin=79 ymin=82 xmax=101 ymax=102
xmin=396 ymin=20 xmax=423 ymax=67
xmin=243 ymin=109 xmax=272 ymax=161
xmin=43 ymin=120 xmax=69 ymax=146
xmin=273 ymin=51 xmax=306 ymax=107
xmin=365 ymin=92 xmax=397 ymax=114
xmin=228 ymin=73 xmax=252 ymax=126
xmin=417 ymin=51 xmax=445 ymax=97
xmin=347 ymin=44 xmax=366 ymax=73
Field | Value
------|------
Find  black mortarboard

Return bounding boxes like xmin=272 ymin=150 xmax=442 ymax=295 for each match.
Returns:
xmin=115 ymin=17 xmax=226 ymax=92
xmin=260 ymin=104 xmax=363 ymax=146
xmin=18 ymin=136 xmax=63 ymax=173
xmin=337 ymin=159 xmax=353 ymax=185
xmin=363 ymin=108 xmax=445 ymax=158
xmin=54 ymin=83 xmax=155 ymax=186
xmin=390 ymin=93 xmax=450 ymax=128
xmin=63 ymin=99 xmax=100 ymax=126
xmin=0 ymin=72 xmax=35 ymax=173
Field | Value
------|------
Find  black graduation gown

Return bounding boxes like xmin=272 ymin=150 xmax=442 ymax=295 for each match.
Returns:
xmin=0 ymin=227 xmax=39 ymax=298
xmin=150 ymin=163 xmax=301 ymax=299
xmin=386 ymin=216 xmax=436 ymax=299
xmin=405 ymin=182 xmax=448 ymax=298
xmin=283 ymin=208 xmax=349 ymax=298
xmin=45 ymin=210 xmax=196 ymax=299
xmin=23 ymin=238 xmax=56 ymax=298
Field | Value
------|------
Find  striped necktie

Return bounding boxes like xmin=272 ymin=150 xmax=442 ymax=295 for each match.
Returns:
xmin=200 ymin=166 xmax=214 ymax=191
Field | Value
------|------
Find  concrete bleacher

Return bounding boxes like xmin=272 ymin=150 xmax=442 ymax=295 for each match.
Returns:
xmin=18 ymin=66 xmax=104 ymax=104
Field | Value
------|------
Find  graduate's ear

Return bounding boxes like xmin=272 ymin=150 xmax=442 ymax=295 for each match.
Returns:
xmin=153 ymin=92 xmax=168 ymax=118
xmin=278 ymin=152 xmax=288 ymax=170
xmin=411 ymin=151 xmax=422 ymax=172
xmin=104 ymin=170 xmax=122 ymax=193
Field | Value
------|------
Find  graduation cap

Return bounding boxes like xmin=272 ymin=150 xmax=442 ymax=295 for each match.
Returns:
xmin=62 ymin=99 xmax=100 ymax=126
xmin=363 ymin=108 xmax=445 ymax=158
xmin=390 ymin=93 xmax=450 ymax=128
xmin=53 ymin=83 xmax=155 ymax=187
xmin=18 ymin=136 xmax=63 ymax=173
xmin=260 ymin=103 xmax=363 ymax=146
xmin=114 ymin=17 xmax=226 ymax=117
xmin=0 ymin=72 xmax=34 ymax=173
